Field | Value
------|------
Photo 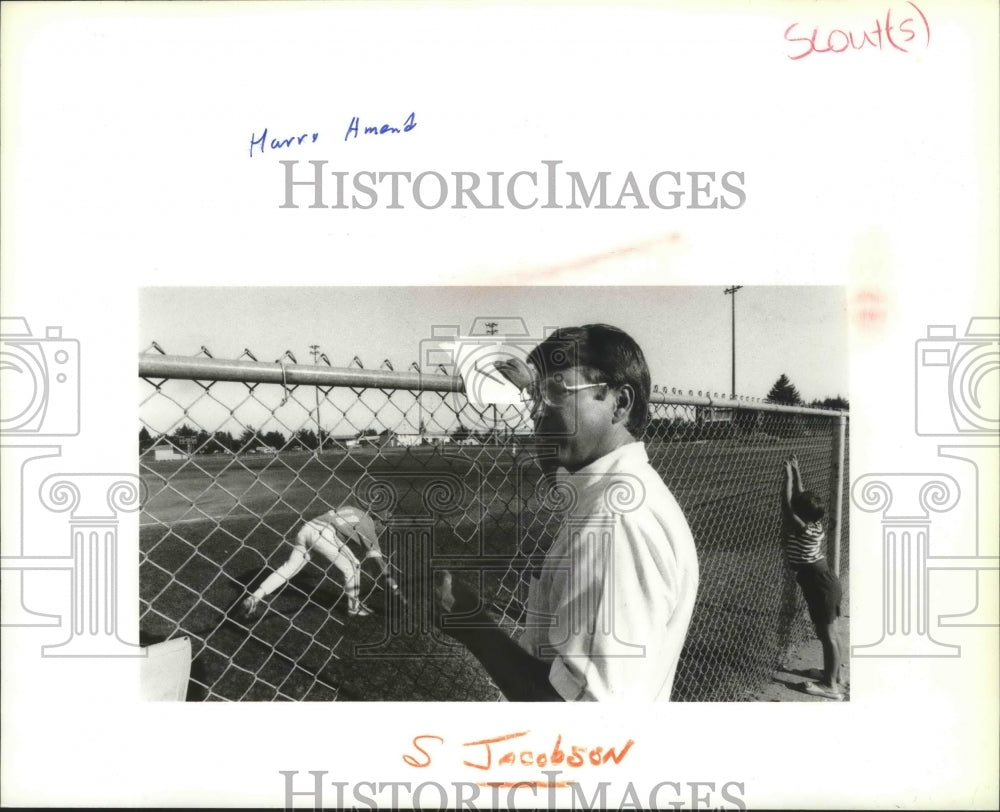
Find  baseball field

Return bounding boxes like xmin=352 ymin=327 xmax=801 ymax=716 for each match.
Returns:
xmin=139 ymin=435 xmax=843 ymax=702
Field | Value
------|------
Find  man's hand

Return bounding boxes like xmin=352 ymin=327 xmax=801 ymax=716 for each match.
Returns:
xmin=431 ymin=571 xmax=563 ymax=701
xmin=492 ymin=358 xmax=535 ymax=390
xmin=433 ymin=570 xmax=479 ymax=616
xmin=433 ymin=570 xmax=492 ymax=641
xmin=434 ymin=570 xmax=456 ymax=612
xmin=237 ymin=594 xmax=262 ymax=621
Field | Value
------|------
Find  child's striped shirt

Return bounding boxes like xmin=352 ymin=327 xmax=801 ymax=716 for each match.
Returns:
xmin=784 ymin=520 xmax=825 ymax=565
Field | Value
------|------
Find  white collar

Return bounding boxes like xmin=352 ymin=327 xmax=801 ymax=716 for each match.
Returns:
xmin=556 ymin=441 xmax=648 ymax=483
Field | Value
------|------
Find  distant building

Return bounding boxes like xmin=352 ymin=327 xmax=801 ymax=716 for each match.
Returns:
xmin=392 ymin=433 xmax=423 ymax=447
xmin=697 ymin=407 xmax=734 ymax=424
xmin=147 ymin=437 xmax=188 ymax=461
xmin=352 ymin=430 xmax=423 ymax=449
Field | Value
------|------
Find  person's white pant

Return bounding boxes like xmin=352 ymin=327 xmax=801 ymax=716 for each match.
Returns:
xmin=252 ymin=516 xmax=372 ymax=612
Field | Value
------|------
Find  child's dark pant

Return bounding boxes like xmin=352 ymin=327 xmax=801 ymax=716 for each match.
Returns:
xmin=793 ymin=558 xmax=842 ymax=626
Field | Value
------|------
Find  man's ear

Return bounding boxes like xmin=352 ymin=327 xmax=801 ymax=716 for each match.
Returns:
xmin=612 ymin=384 xmax=634 ymax=425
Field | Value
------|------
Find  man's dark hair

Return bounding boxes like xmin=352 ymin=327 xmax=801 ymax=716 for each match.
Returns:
xmin=527 ymin=324 xmax=651 ymax=435
xmin=791 ymin=490 xmax=826 ymax=522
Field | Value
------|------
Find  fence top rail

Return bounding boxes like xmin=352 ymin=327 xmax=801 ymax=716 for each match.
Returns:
xmin=139 ymin=353 xmax=463 ymax=393
xmin=649 ymin=393 xmax=847 ymax=416
xmin=138 ymin=353 xmax=848 ymax=417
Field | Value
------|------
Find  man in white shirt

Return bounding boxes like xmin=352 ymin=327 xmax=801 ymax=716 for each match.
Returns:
xmin=435 ymin=324 xmax=699 ymax=701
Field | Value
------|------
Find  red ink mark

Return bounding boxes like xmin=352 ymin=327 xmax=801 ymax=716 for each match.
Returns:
xmin=785 ymin=2 xmax=930 ymax=60
xmin=402 ymin=734 xmax=443 ymax=768
xmin=462 ymin=730 xmax=531 ymax=770
xmin=909 ymin=1 xmax=931 ymax=47
xmin=477 ymin=781 xmax=577 ymax=788
xmin=405 ymin=730 xmax=637 ymax=775
xmin=464 ymin=732 xmax=635 ymax=771
xmin=486 ymin=230 xmax=687 ymax=285
xmin=851 ymin=289 xmax=889 ymax=331
xmin=600 ymin=738 xmax=635 ymax=764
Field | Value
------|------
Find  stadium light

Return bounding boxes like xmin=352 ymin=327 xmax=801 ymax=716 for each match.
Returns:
xmin=724 ymin=286 xmax=743 ymax=398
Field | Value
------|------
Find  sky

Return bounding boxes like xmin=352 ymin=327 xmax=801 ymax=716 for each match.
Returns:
xmin=139 ymin=286 xmax=848 ymax=407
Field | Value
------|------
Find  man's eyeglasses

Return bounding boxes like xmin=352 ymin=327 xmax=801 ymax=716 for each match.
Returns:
xmin=520 ymin=377 xmax=608 ymax=409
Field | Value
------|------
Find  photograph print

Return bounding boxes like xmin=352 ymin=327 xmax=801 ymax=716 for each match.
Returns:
xmin=138 ymin=285 xmax=849 ymax=703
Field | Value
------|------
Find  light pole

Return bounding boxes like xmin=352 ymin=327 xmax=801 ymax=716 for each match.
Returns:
xmin=310 ymin=344 xmax=323 ymax=452
xmin=484 ymin=321 xmax=499 ymax=441
xmin=724 ymin=286 xmax=742 ymax=398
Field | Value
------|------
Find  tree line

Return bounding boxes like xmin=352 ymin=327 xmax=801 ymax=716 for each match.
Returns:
xmin=139 ymin=424 xmax=340 ymax=454
xmin=765 ymin=373 xmax=848 ymax=410
xmin=141 ymin=376 xmax=845 ymax=454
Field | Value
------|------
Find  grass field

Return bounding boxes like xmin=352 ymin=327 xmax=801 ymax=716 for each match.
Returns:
xmin=140 ymin=435 xmax=846 ymax=702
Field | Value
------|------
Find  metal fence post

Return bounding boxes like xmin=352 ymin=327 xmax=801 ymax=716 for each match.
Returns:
xmin=831 ymin=412 xmax=848 ymax=576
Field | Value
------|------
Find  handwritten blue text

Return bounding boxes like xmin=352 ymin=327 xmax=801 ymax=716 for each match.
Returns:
xmin=345 ymin=112 xmax=417 ymax=141
xmin=250 ymin=128 xmax=319 ymax=158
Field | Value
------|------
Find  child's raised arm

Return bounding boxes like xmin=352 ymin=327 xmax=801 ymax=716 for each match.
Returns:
xmin=790 ymin=454 xmax=805 ymax=495
xmin=781 ymin=457 xmax=806 ymax=530
xmin=781 ymin=459 xmax=794 ymax=514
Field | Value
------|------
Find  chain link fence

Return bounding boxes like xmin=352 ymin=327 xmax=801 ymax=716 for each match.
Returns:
xmin=139 ymin=346 xmax=848 ymax=702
